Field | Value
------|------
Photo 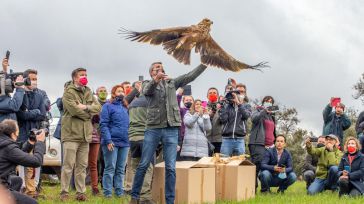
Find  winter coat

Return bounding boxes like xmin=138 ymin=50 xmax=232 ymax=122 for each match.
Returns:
xmin=61 ymin=83 xmax=101 ymax=143
xmin=249 ymin=107 xmax=276 ymax=146
xmin=338 ymin=151 xmax=364 ymax=194
xmin=322 ymin=104 xmax=351 ymax=144
xmin=356 ymin=111 xmax=364 ymax=136
xmin=0 ymin=133 xmax=45 ymax=186
xmin=128 ymin=96 xmax=147 ymax=142
xmin=219 ymin=103 xmax=251 ymax=138
xmin=181 ymin=112 xmax=211 ymax=158
xmin=142 ymin=64 xmax=207 ymax=129
xmin=100 ymin=98 xmax=129 ymax=147
xmin=261 ymin=147 xmax=294 ymax=174
xmin=16 ymin=90 xmax=47 ymax=142
xmin=302 ymin=153 xmax=319 ymax=173
xmin=306 ymin=145 xmax=343 ymax=179
xmin=0 ymin=88 xmax=25 ymax=122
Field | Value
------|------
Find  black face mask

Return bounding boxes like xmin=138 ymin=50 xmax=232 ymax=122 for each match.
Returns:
xmin=184 ymin=102 xmax=192 ymax=109
xmin=316 ymin=143 xmax=325 ymax=148
xmin=116 ymin=95 xmax=124 ymax=101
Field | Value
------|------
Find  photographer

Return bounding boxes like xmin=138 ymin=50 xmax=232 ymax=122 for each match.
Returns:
xmin=0 ymin=119 xmax=46 ymax=204
xmin=249 ymin=96 xmax=277 ymax=191
xmin=16 ymin=69 xmax=47 ymax=198
xmin=219 ymin=89 xmax=251 ymax=156
xmin=206 ymin=87 xmax=223 ymax=154
xmin=0 ymin=58 xmax=25 ymax=122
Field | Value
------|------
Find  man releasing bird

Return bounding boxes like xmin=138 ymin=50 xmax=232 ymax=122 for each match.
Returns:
xmin=120 ymin=18 xmax=268 ymax=72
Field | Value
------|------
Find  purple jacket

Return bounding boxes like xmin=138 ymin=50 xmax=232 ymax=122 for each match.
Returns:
xmin=177 ymin=94 xmax=189 ymax=143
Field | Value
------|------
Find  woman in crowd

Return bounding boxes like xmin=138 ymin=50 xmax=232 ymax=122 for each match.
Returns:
xmin=180 ymin=99 xmax=211 ymax=161
xmin=249 ymin=96 xmax=277 ymax=190
xmin=337 ymin=136 xmax=364 ymax=197
xmin=100 ymin=85 xmax=130 ymax=198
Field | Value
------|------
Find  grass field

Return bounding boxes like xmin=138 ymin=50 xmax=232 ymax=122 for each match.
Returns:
xmin=37 ymin=181 xmax=364 ymax=204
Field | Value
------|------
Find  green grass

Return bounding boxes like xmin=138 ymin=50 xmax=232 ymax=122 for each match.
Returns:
xmin=38 ymin=181 xmax=364 ymax=204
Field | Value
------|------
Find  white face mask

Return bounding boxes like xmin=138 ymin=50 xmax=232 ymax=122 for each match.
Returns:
xmin=263 ymin=102 xmax=272 ymax=108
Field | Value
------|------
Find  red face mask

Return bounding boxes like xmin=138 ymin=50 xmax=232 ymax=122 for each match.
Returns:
xmin=208 ymin=94 xmax=218 ymax=103
xmin=348 ymin=146 xmax=356 ymax=154
xmin=79 ymin=76 xmax=88 ymax=86
xmin=124 ymin=87 xmax=132 ymax=96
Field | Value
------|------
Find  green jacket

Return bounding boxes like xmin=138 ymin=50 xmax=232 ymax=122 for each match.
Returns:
xmin=142 ymin=64 xmax=207 ymax=129
xmin=128 ymin=96 xmax=147 ymax=141
xmin=306 ymin=145 xmax=343 ymax=179
xmin=61 ymin=83 xmax=101 ymax=143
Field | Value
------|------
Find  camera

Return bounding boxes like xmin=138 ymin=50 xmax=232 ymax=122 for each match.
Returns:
xmin=309 ymin=136 xmax=318 ymax=143
xmin=29 ymin=128 xmax=49 ymax=142
xmin=0 ymin=70 xmax=31 ymax=95
xmin=266 ymin=105 xmax=279 ymax=112
xmin=225 ymin=90 xmax=240 ymax=103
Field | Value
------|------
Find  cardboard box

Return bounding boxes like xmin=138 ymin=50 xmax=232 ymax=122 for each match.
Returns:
xmin=152 ymin=161 xmax=215 ymax=204
xmin=196 ymin=157 xmax=256 ymax=202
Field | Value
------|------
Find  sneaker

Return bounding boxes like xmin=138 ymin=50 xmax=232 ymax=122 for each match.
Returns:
xmin=76 ymin=193 xmax=87 ymax=202
xmin=129 ymin=198 xmax=140 ymax=204
xmin=59 ymin=191 xmax=69 ymax=202
xmin=92 ymin=188 xmax=100 ymax=196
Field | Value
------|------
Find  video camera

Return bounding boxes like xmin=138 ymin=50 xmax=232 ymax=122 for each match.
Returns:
xmin=29 ymin=127 xmax=49 ymax=142
xmin=0 ymin=51 xmax=31 ymax=95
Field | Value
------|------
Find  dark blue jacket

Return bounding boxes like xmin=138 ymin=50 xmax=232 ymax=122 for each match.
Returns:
xmin=323 ymin=104 xmax=351 ymax=144
xmin=16 ymin=90 xmax=47 ymax=142
xmin=219 ymin=103 xmax=251 ymax=138
xmin=338 ymin=151 xmax=364 ymax=194
xmin=100 ymin=99 xmax=129 ymax=147
xmin=53 ymin=97 xmax=63 ymax=140
xmin=261 ymin=147 xmax=294 ymax=174
xmin=0 ymin=88 xmax=25 ymax=122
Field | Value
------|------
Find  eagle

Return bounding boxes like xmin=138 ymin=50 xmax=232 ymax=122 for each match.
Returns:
xmin=120 ymin=18 xmax=268 ymax=72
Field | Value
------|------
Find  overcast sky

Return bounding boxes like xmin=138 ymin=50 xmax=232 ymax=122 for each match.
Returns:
xmin=1 ymin=0 xmax=363 ymax=135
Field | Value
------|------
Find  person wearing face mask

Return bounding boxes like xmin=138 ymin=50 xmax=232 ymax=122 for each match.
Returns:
xmin=305 ymin=134 xmax=343 ymax=195
xmin=337 ymin=137 xmax=364 ymax=197
xmin=323 ymin=99 xmax=351 ymax=147
xmin=175 ymin=88 xmax=194 ymax=160
xmin=60 ymin=68 xmax=101 ymax=201
xmin=100 ymin=85 xmax=130 ymax=198
xmin=235 ymin=83 xmax=249 ymax=104
xmin=302 ymin=136 xmax=326 ymax=189
xmin=206 ymin=87 xmax=223 ymax=155
xmin=180 ymin=99 xmax=211 ymax=161
xmin=0 ymin=119 xmax=46 ymax=204
xmin=85 ymin=86 xmax=107 ymax=196
xmin=249 ymin=96 xmax=277 ymax=191
xmin=15 ymin=69 xmax=47 ymax=199
xmin=219 ymin=89 xmax=252 ymax=157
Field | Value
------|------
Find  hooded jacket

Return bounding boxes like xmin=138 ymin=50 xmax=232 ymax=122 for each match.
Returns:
xmin=219 ymin=103 xmax=251 ymax=138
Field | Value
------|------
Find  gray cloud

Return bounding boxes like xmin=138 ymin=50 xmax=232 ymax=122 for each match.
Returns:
xmin=0 ymin=0 xmax=363 ymax=135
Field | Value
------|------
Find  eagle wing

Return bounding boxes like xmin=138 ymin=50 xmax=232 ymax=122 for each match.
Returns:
xmin=195 ymin=35 xmax=268 ymax=72
xmin=120 ymin=26 xmax=189 ymax=45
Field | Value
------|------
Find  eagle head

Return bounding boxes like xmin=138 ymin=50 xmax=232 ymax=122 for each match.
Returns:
xmin=199 ymin=18 xmax=213 ymax=27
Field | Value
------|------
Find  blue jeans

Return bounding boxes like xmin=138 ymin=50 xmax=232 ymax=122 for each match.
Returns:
xmin=102 ymin=145 xmax=129 ymax=197
xmin=131 ymin=127 xmax=178 ymax=204
xmin=220 ymin=138 xmax=245 ymax=157
xmin=307 ymin=166 xmax=339 ymax=195
xmin=259 ymin=170 xmax=297 ymax=192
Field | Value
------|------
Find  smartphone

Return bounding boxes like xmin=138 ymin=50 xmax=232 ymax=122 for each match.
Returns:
xmin=344 ymin=165 xmax=350 ymax=172
xmin=183 ymin=85 xmax=192 ymax=96
xmin=138 ymin=75 xmax=144 ymax=81
xmin=267 ymin=105 xmax=279 ymax=112
xmin=201 ymin=101 xmax=208 ymax=108
xmin=331 ymin=97 xmax=341 ymax=107
xmin=5 ymin=50 xmax=10 ymax=60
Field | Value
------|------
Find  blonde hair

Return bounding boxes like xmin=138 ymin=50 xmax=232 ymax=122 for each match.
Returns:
xmin=344 ymin=136 xmax=361 ymax=153
xmin=189 ymin=99 xmax=201 ymax=114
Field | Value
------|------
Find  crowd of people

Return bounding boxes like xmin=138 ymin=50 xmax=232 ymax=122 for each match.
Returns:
xmin=0 ymin=56 xmax=364 ymax=204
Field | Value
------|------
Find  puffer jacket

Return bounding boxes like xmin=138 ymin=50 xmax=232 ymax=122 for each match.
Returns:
xmin=219 ymin=103 xmax=251 ymax=138
xmin=180 ymin=112 xmax=211 ymax=158
xmin=100 ymin=98 xmax=129 ymax=147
